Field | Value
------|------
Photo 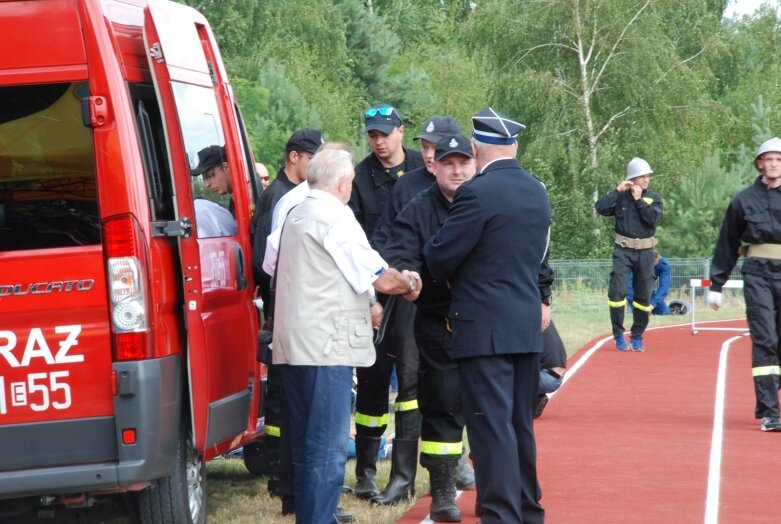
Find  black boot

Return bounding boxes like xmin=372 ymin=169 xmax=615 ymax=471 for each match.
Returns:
xmin=354 ymin=435 xmax=381 ymax=499
xmin=428 ymin=460 xmax=461 ymax=522
xmin=264 ymin=435 xmax=282 ymax=496
xmin=281 ymin=495 xmax=295 ymax=516
xmin=454 ymin=451 xmax=475 ymax=490
xmin=371 ymin=438 xmax=418 ymax=505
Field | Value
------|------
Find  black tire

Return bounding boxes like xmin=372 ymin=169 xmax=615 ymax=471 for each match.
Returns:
xmin=242 ymin=438 xmax=271 ymax=478
xmin=137 ymin=429 xmax=207 ymax=524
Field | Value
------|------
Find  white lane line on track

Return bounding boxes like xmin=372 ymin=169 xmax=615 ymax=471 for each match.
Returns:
xmin=553 ymin=318 xmax=746 ymax=398
xmin=704 ymin=333 xmax=748 ymax=524
xmin=412 ymin=319 xmax=748 ymax=524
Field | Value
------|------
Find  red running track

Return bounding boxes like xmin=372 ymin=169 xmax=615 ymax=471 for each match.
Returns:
xmin=398 ymin=319 xmax=780 ymax=524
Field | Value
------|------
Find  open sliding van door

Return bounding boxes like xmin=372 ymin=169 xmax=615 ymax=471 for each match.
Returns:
xmin=142 ymin=0 xmax=256 ymax=455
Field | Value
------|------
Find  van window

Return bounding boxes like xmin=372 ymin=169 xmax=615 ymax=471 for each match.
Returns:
xmin=170 ymin=82 xmax=235 ymax=238
xmin=129 ymin=83 xmax=175 ymax=222
xmin=0 ymin=82 xmax=99 ymax=251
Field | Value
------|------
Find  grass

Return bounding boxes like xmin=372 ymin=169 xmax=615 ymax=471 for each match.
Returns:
xmin=205 ymin=288 xmax=747 ymax=522
xmin=206 ymin=451 xmax=423 ymax=523
xmin=553 ymin=285 xmax=746 ymax=355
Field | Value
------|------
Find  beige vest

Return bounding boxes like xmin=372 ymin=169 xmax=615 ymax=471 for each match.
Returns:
xmin=272 ymin=197 xmax=376 ymax=367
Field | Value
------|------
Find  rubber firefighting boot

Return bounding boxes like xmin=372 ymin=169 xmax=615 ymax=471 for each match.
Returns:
xmin=354 ymin=435 xmax=381 ymax=499
xmin=372 ymin=408 xmax=420 ymax=505
xmin=454 ymin=450 xmax=475 ymax=490
xmin=371 ymin=438 xmax=418 ymax=505
xmin=427 ymin=460 xmax=461 ymax=522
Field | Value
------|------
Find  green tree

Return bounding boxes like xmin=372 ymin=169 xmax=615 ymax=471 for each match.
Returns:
xmin=657 ymin=96 xmax=769 ymax=257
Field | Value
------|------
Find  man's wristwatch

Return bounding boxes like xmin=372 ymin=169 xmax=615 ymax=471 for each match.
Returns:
xmin=541 ymin=295 xmax=552 ymax=306
xmin=369 ymin=294 xmax=378 ymax=306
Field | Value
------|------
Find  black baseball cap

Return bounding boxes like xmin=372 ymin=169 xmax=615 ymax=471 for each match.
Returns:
xmin=435 ymin=134 xmax=474 ymax=161
xmin=364 ymin=104 xmax=403 ymax=134
xmin=191 ymin=145 xmax=226 ymax=175
xmin=285 ymin=128 xmax=325 ymax=154
xmin=415 ymin=116 xmax=460 ymax=142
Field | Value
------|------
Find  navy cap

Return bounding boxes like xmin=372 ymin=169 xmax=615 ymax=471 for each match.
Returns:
xmin=364 ymin=104 xmax=403 ymax=134
xmin=435 ymin=134 xmax=474 ymax=161
xmin=415 ymin=116 xmax=461 ymax=142
xmin=286 ymin=128 xmax=325 ymax=154
xmin=471 ymin=107 xmax=525 ymax=145
xmin=192 ymin=145 xmax=226 ymax=175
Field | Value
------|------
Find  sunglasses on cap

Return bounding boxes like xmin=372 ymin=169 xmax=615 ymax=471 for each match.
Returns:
xmin=365 ymin=106 xmax=398 ymax=118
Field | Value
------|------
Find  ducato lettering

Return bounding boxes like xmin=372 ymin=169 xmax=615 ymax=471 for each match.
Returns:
xmin=0 ymin=280 xmax=95 ymax=297
xmin=0 ymin=325 xmax=84 ymax=368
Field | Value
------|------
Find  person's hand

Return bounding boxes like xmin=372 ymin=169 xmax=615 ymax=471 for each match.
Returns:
xmin=541 ymin=303 xmax=551 ymax=331
xmin=616 ymin=180 xmax=633 ymax=192
xmin=401 ymin=269 xmax=422 ymax=301
xmin=708 ymin=291 xmax=722 ymax=311
xmin=630 ymin=184 xmax=643 ymax=200
xmin=370 ymin=302 xmax=384 ymax=329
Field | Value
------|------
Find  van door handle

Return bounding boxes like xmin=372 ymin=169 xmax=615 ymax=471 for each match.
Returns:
xmin=233 ymin=243 xmax=247 ymax=291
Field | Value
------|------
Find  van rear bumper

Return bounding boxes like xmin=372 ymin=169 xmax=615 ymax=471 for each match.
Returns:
xmin=0 ymin=355 xmax=182 ymax=499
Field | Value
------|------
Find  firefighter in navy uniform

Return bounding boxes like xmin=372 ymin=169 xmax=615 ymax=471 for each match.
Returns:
xmin=424 ymin=108 xmax=550 ymax=524
xmin=349 ymin=104 xmax=425 ymax=501
xmin=382 ymin=134 xmax=476 ymax=522
xmin=595 ymin=157 xmax=663 ymax=352
xmin=709 ymin=137 xmax=781 ymax=432
xmin=369 ymin=116 xmax=476 ymax=500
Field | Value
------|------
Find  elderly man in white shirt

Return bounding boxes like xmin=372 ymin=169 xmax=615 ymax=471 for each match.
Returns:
xmin=273 ymin=148 xmax=420 ymax=524
xmin=262 ymin=142 xmax=354 ymax=277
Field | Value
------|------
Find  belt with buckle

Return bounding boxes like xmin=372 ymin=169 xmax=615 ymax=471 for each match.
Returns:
xmin=614 ymin=233 xmax=656 ymax=250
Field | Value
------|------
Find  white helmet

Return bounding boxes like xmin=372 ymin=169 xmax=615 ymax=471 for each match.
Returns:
xmin=754 ymin=137 xmax=781 ymax=171
xmin=626 ymin=157 xmax=653 ymax=180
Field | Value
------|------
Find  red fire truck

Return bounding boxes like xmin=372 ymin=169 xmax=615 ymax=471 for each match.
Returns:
xmin=0 ymin=0 xmax=266 ymax=522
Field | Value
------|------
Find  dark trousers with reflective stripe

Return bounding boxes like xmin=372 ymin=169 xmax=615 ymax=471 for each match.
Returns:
xmin=265 ymin=361 xmax=294 ymax=498
xmin=355 ymin=299 xmax=419 ymax=438
xmin=608 ymin=246 xmax=655 ymax=338
xmin=744 ymin=272 xmax=781 ymax=419
xmin=415 ymin=312 xmax=465 ymax=467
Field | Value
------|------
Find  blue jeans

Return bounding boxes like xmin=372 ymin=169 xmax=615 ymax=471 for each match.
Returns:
xmin=279 ymin=364 xmax=352 ymax=524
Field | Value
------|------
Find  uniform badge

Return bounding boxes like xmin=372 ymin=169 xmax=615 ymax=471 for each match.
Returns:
xmin=449 ymin=138 xmax=459 ymax=148
xmin=397 ymin=170 xmax=405 ymax=178
xmin=426 ymin=121 xmax=435 ymax=133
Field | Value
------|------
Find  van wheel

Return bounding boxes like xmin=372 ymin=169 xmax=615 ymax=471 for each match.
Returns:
xmin=137 ymin=430 xmax=207 ymax=524
xmin=242 ymin=438 xmax=271 ymax=477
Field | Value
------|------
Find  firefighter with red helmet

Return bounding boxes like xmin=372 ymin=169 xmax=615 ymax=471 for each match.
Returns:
xmin=709 ymin=137 xmax=781 ymax=432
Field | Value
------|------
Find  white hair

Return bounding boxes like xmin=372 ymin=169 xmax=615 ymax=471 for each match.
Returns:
xmin=307 ymin=148 xmax=354 ymax=190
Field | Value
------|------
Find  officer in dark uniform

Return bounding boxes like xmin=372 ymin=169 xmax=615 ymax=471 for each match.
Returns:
xmin=249 ymin=128 xmax=324 ymax=515
xmin=349 ymin=105 xmax=426 ymax=502
xmin=594 ymin=157 xmax=663 ymax=352
xmin=709 ymin=137 xmax=781 ymax=432
xmin=369 ymin=115 xmax=476 ymax=502
xmin=424 ymin=108 xmax=551 ymax=524
xmin=382 ymin=133 xmax=476 ymax=521
xmin=371 ymin=116 xmax=461 ymax=249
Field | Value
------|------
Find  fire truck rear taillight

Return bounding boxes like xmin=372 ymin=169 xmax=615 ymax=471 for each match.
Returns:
xmin=108 ymin=257 xmax=147 ymax=331
xmin=103 ymin=215 xmax=153 ymax=361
